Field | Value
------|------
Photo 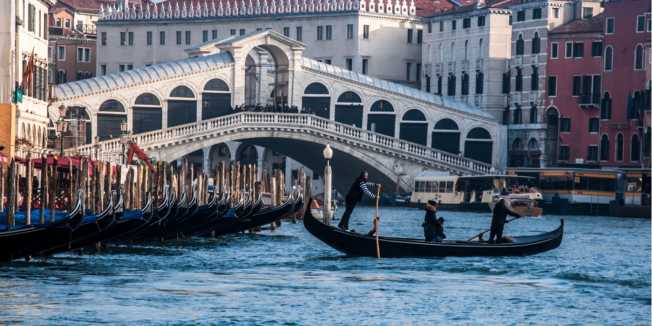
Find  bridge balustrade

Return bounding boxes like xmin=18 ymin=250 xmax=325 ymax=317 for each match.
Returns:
xmin=69 ymin=112 xmax=494 ymax=175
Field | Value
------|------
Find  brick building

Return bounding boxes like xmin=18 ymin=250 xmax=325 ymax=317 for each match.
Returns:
xmin=48 ymin=0 xmax=113 ymax=84
xmin=545 ymin=0 xmax=651 ymax=168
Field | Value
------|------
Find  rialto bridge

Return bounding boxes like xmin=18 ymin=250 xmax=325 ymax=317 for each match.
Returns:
xmin=51 ymin=30 xmax=506 ymax=193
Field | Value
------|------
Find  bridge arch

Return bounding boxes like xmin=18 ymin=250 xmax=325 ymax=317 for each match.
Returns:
xmin=400 ymin=109 xmax=428 ymax=146
xmin=367 ymin=99 xmax=395 ymax=137
xmin=202 ymin=78 xmax=232 ymax=119
xmin=431 ymin=118 xmax=460 ymax=154
xmin=302 ymin=81 xmax=331 ymax=119
xmin=464 ymin=127 xmax=492 ymax=164
xmin=335 ymin=91 xmax=364 ymax=128
xmin=98 ymin=99 xmax=127 ymax=141
xmin=156 ymin=130 xmax=405 ymax=194
xmin=168 ymin=85 xmax=198 ymax=127
xmin=133 ymin=92 xmax=162 ymax=134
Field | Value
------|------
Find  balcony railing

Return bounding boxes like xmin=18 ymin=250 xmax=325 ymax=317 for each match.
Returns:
xmin=579 ymin=93 xmax=601 ymax=106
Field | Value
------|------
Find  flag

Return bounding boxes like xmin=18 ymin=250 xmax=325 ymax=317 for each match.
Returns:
xmin=20 ymin=50 xmax=35 ymax=92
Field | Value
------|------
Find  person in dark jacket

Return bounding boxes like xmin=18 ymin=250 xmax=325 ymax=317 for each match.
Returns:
xmin=434 ymin=217 xmax=446 ymax=242
xmin=488 ymin=196 xmax=521 ymax=243
xmin=338 ymin=171 xmax=376 ymax=230
xmin=422 ymin=200 xmax=438 ymax=241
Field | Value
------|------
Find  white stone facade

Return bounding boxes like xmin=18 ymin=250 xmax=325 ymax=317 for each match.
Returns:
xmin=422 ymin=4 xmax=512 ymax=121
xmin=95 ymin=0 xmax=422 ymax=85
xmin=0 ymin=0 xmax=54 ymax=156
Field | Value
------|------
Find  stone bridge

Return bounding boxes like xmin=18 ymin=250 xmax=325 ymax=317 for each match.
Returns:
xmin=52 ymin=30 xmax=505 ymax=193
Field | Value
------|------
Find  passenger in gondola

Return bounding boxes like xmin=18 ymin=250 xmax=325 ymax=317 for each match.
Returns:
xmin=488 ymin=196 xmax=521 ymax=243
xmin=337 ymin=171 xmax=377 ymax=231
xmin=422 ymin=200 xmax=438 ymax=241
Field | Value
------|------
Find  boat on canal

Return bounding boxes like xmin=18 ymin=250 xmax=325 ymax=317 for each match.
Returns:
xmin=303 ymin=198 xmax=563 ymax=257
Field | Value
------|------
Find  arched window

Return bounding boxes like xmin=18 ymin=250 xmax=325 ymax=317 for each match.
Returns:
xmin=530 ymin=66 xmax=539 ymax=91
xmin=335 ymin=91 xmax=363 ymax=127
xmin=531 ymin=32 xmax=540 ymax=54
xmin=515 ymin=67 xmax=523 ymax=91
xmin=529 ymin=103 xmax=538 ymax=123
xmin=530 ymin=103 xmax=539 ymax=123
xmin=464 ymin=40 xmax=469 ymax=60
xmin=202 ymin=79 xmax=231 ymax=120
xmin=631 ymin=134 xmax=641 ymax=161
xmin=528 ymin=138 xmax=538 ymax=151
xmin=601 ymin=92 xmax=612 ymax=119
xmin=367 ymin=100 xmax=395 ymax=137
xmin=400 ymin=109 xmax=427 ymax=145
xmin=516 ymin=34 xmax=524 ymax=55
xmin=168 ymin=86 xmax=197 ymax=127
xmin=432 ymin=118 xmax=460 ymax=154
xmin=512 ymin=104 xmax=522 ymax=124
xmin=634 ymin=44 xmax=644 ymax=70
xmin=98 ymin=100 xmax=126 ymax=141
xmin=464 ymin=127 xmax=492 ymax=163
xmin=604 ymin=46 xmax=613 ymax=71
xmin=512 ymin=138 xmax=522 ymax=150
xmin=475 ymin=71 xmax=484 ymax=94
xmin=133 ymin=93 xmax=162 ymax=134
xmin=302 ymin=82 xmax=330 ymax=119
xmin=461 ymin=71 xmax=469 ymax=95
xmin=447 ymin=73 xmax=456 ymax=96
xmin=616 ymin=133 xmax=624 ymax=161
xmin=600 ymin=134 xmax=609 ymax=161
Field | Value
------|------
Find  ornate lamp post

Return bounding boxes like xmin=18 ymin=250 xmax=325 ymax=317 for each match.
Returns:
xmin=322 ymin=144 xmax=333 ymax=224
xmin=120 ymin=121 xmax=129 ymax=165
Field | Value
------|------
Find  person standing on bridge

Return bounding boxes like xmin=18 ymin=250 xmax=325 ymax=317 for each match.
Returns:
xmin=338 ymin=171 xmax=378 ymax=231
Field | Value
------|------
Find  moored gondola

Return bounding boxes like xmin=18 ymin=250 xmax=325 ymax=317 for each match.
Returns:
xmin=210 ymin=194 xmax=300 ymax=237
xmin=303 ymin=198 xmax=563 ymax=257
xmin=0 ymin=195 xmax=85 ymax=261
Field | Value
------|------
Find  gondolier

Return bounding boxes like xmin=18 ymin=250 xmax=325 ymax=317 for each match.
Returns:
xmin=338 ymin=171 xmax=377 ymax=230
xmin=488 ymin=196 xmax=521 ymax=243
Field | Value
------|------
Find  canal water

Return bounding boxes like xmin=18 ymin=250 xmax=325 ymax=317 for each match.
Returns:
xmin=0 ymin=207 xmax=649 ymax=325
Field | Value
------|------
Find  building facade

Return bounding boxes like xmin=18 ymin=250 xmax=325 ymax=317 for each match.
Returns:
xmin=0 ymin=0 xmax=54 ymax=158
xmin=544 ymin=14 xmax=603 ymax=167
xmin=95 ymin=0 xmax=423 ymax=85
xmin=544 ymin=0 xmax=650 ymax=169
xmin=49 ymin=0 xmax=107 ymax=84
xmin=422 ymin=0 xmax=512 ymax=121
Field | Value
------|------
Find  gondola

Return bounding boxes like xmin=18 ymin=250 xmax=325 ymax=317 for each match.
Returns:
xmin=36 ymin=194 xmax=117 ymax=256
xmin=123 ymin=190 xmax=176 ymax=240
xmin=210 ymin=194 xmax=299 ymax=237
xmin=303 ymin=198 xmax=563 ymax=257
xmin=180 ymin=192 xmax=231 ymax=237
xmin=0 ymin=196 xmax=85 ymax=261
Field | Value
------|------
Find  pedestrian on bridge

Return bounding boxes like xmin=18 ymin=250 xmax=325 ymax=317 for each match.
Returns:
xmin=338 ymin=171 xmax=378 ymax=231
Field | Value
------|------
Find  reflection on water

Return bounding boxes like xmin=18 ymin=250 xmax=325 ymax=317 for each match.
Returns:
xmin=0 ymin=207 xmax=649 ymax=324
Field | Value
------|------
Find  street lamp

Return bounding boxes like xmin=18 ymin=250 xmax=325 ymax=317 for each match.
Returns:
xmin=56 ymin=105 xmax=68 ymax=156
xmin=322 ymin=144 xmax=333 ymax=224
xmin=120 ymin=121 xmax=129 ymax=165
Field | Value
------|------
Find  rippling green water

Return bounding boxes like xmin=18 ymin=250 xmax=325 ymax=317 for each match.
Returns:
xmin=0 ymin=207 xmax=649 ymax=325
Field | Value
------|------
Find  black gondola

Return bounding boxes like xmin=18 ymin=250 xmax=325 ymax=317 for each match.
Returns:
xmin=210 ymin=194 xmax=300 ymax=237
xmin=303 ymin=199 xmax=563 ymax=257
xmin=36 ymin=195 xmax=116 ymax=256
xmin=0 ymin=196 xmax=85 ymax=261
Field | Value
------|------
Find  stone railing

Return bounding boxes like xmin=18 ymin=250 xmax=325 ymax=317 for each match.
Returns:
xmin=71 ymin=112 xmax=494 ymax=175
xmin=99 ymin=0 xmax=416 ymax=21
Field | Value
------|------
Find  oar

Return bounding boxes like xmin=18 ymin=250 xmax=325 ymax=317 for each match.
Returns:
xmin=373 ymin=184 xmax=381 ymax=259
xmin=467 ymin=215 xmax=525 ymax=242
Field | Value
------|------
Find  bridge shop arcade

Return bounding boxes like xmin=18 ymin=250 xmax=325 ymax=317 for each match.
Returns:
xmin=51 ymin=30 xmax=505 ymax=194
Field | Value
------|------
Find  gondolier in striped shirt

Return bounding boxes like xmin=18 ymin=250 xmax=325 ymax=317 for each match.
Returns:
xmin=338 ymin=171 xmax=377 ymax=231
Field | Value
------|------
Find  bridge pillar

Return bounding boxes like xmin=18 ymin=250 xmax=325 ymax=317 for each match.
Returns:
xmin=255 ymin=146 xmax=265 ymax=181
xmin=202 ymin=147 xmax=210 ymax=174
xmin=162 ymin=101 xmax=168 ymax=129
